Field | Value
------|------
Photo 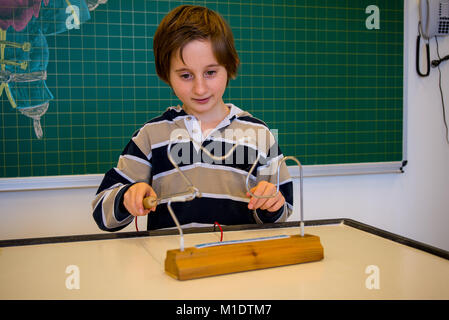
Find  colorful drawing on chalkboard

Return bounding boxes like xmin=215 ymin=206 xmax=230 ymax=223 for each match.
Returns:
xmin=86 ymin=0 xmax=108 ymax=11
xmin=0 ymin=0 xmax=107 ymax=139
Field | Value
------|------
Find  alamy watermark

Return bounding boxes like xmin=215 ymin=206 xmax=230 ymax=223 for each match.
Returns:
xmin=168 ymin=127 xmax=280 ymax=174
xmin=65 ymin=265 xmax=80 ymax=290
xmin=365 ymin=265 xmax=380 ymax=290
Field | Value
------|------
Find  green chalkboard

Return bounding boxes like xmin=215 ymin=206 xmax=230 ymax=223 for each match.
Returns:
xmin=0 ymin=0 xmax=403 ymax=178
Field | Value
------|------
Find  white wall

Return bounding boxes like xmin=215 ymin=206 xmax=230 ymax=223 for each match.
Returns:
xmin=1 ymin=1 xmax=449 ymax=251
xmin=295 ymin=0 xmax=449 ymax=251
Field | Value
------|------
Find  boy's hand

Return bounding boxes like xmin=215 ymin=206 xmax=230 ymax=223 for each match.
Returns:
xmin=246 ymin=181 xmax=285 ymax=212
xmin=123 ymin=182 xmax=158 ymax=216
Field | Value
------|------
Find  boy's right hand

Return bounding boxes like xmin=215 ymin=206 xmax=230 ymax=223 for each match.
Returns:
xmin=123 ymin=182 xmax=157 ymax=216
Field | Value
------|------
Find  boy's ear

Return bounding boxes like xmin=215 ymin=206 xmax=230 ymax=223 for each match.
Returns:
xmin=165 ymin=78 xmax=173 ymax=88
xmin=226 ymin=75 xmax=234 ymax=86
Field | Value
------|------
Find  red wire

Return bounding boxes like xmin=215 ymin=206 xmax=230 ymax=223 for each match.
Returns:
xmin=214 ymin=221 xmax=223 ymax=242
xmin=137 ymin=216 xmax=220 ymax=237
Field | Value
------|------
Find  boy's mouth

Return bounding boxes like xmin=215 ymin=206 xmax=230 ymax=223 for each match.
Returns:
xmin=192 ymin=96 xmax=211 ymax=104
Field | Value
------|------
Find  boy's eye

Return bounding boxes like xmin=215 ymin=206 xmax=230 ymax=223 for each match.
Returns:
xmin=205 ymin=70 xmax=216 ymax=78
xmin=180 ymin=73 xmax=192 ymax=80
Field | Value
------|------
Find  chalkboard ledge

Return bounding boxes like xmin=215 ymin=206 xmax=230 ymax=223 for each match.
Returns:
xmin=289 ymin=161 xmax=405 ymax=178
xmin=0 ymin=174 xmax=103 ymax=192
xmin=0 ymin=162 xmax=405 ymax=192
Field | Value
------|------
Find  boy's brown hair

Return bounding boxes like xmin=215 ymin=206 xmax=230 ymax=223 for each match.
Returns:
xmin=153 ymin=5 xmax=239 ymax=85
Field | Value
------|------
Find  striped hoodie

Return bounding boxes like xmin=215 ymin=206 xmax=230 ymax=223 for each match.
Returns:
xmin=92 ymin=104 xmax=293 ymax=232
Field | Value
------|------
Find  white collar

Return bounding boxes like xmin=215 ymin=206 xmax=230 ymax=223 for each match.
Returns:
xmin=183 ymin=103 xmax=245 ymax=145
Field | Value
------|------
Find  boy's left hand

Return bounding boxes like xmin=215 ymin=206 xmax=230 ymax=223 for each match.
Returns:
xmin=246 ymin=181 xmax=285 ymax=212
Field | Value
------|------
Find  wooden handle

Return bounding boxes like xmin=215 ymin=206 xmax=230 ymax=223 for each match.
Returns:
xmin=143 ymin=196 xmax=158 ymax=209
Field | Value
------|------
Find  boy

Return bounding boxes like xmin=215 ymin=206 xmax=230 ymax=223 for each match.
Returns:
xmin=92 ymin=5 xmax=293 ymax=231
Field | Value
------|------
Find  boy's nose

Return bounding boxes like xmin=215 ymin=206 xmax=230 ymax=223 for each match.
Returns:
xmin=193 ymin=77 xmax=208 ymax=96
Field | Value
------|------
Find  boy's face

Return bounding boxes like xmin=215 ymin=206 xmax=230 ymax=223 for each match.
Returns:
xmin=169 ymin=40 xmax=228 ymax=121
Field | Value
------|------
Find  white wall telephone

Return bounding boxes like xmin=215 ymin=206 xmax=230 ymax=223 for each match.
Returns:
xmin=417 ymin=0 xmax=449 ymax=76
xmin=418 ymin=1 xmax=449 ymax=144
xmin=419 ymin=0 xmax=449 ymax=39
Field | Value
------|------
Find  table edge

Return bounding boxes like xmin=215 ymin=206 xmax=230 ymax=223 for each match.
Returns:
xmin=1 ymin=218 xmax=448 ymax=261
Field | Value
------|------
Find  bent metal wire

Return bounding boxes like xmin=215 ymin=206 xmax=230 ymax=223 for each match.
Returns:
xmin=157 ymin=135 xmax=305 ymax=251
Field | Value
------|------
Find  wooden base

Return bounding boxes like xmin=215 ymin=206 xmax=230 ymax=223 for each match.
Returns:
xmin=165 ymin=234 xmax=324 ymax=280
